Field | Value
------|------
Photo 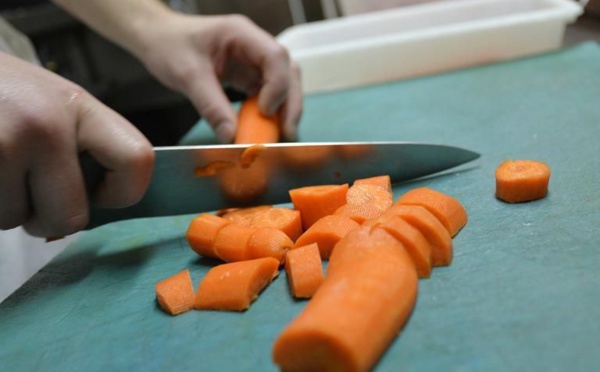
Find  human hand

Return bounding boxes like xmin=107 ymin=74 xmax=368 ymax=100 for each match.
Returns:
xmin=0 ymin=52 xmax=154 ymax=237
xmin=132 ymin=13 xmax=303 ymax=143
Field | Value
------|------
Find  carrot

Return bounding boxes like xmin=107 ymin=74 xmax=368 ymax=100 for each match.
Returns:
xmin=334 ymin=183 xmax=393 ymax=224
xmin=353 ymin=175 xmax=392 ymax=192
xmin=219 ymin=159 xmax=269 ymax=203
xmin=284 ymin=243 xmax=324 ymax=299
xmin=223 ymin=206 xmax=303 ymax=242
xmin=186 ymin=213 xmax=231 ymax=259
xmin=155 ymin=269 xmax=196 ymax=316
xmin=240 ymin=144 xmax=267 ymax=169
xmin=289 ymin=184 xmax=349 ymax=230
xmin=384 ymin=205 xmax=453 ymax=267
xmin=195 ymin=257 xmax=280 ymax=311
xmin=365 ymin=215 xmax=432 ymax=278
xmin=234 ymin=95 xmax=280 ymax=144
xmin=247 ymin=227 xmax=294 ymax=264
xmin=273 ymin=226 xmax=418 ymax=372
xmin=212 ymin=223 xmax=257 ymax=263
xmin=294 ymin=215 xmax=361 ymax=260
xmin=194 ymin=160 xmax=236 ymax=177
xmin=395 ymin=187 xmax=468 ymax=237
xmin=495 ymin=159 xmax=551 ymax=203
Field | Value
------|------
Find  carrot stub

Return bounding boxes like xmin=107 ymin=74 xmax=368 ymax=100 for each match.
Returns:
xmin=234 ymin=96 xmax=280 ymax=144
xmin=289 ymin=184 xmax=349 ymax=230
xmin=294 ymin=215 xmax=360 ymax=260
xmin=495 ymin=159 xmax=551 ymax=203
xmin=155 ymin=269 xmax=196 ymax=316
xmin=195 ymin=257 xmax=280 ymax=311
xmin=273 ymin=227 xmax=418 ymax=372
xmin=395 ymin=187 xmax=468 ymax=237
xmin=284 ymin=243 xmax=324 ymax=299
xmin=186 ymin=214 xmax=231 ymax=259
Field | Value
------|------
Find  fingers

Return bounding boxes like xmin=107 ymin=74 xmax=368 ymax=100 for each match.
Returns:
xmin=0 ymin=149 xmax=29 ymax=230
xmin=185 ymin=66 xmax=238 ymax=143
xmin=278 ymin=62 xmax=303 ymax=142
xmin=76 ymin=94 xmax=155 ymax=209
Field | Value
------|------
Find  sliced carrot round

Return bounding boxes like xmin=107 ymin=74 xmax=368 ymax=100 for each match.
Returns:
xmin=247 ymin=227 xmax=294 ymax=263
xmin=495 ymin=159 xmax=550 ymax=203
xmin=186 ymin=214 xmax=231 ymax=258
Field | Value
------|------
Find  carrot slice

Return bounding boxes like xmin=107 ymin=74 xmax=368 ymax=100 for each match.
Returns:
xmin=195 ymin=257 xmax=280 ymax=311
xmin=273 ymin=227 xmax=418 ymax=372
xmin=155 ymin=269 xmax=196 ymax=316
xmin=366 ymin=215 xmax=432 ymax=278
xmin=240 ymin=144 xmax=267 ymax=169
xmin=334 ymin=183 xmax=393 ymax=224
xmin=186 ymin=214 xmax=231 ymax=259
xmin=384 ymin=205 xmax=453 ymax=267
xmin=495 ymin=159 xmax=551 ymax=203
xmin=224 ymin=206 xmax=303 ymax=242
xmin=395 ymin=187 xmax=468 ymax=237
xmin=353 ymin=175 xmax=392 ymax=192
xmin=234 ymin=95 xmax=280 ymax=144
xmin=219 ymin=160 xmax=269 ymax=203
xmin=294 ymin=215 xmax=360 ymax=260
xmin=289 ymin=184 xmax=349 ymax=230
xmin=212 ymin=223 xmax=257 ymax=263
xmin=284 ymin=243 xmax=324 ymax=299
xmin=247 ymin=227 xmax=294 ymax=264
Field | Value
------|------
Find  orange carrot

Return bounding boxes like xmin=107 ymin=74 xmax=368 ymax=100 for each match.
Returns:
xmin=395 ymin=187 xmax=468 ymax=237
xmin=194 ymin=161 xmax=236 ymax=177
xmin=334 ymin=183 xmax=393 ymax=224
xmin=186 ymin=213 xmax=231 ymax=259
xmin=219 ymin=159 xmax=269 ymax=203
xmin=223 ymin=206 xmax=303 ymax=242
xmin=155 ymin=269 xmax=196 ymax=316
xmin=247 ymin=227 xmax=294 ymax=264
xmin=289 ymin=184 xmax=349 ymax=230
xmin=294 ymin=215 xmax=360 ymax=260
xmin=365 ymin=215 xmax=432 ymax=278
xmin=273 ymin=226 xmax=418 ymax=372
xmin=384 ymin=205 xmax=453 ymax=267
xmin=495 ymin=159 xmax=551 ymax=203
xmin=353 ymin=175 xmax=392 ymax=193
xmin=284 ymin=243 xmax=324 ymax=299
xmin=212 ymin=223 xmax=257 ymax=263
xmin=195 ymin=257 xmax=280 ymax=311
xmin=234 ymin=96 xmax=280 ymax=144
xmin=240 ymin=144 xmax=267 ymax=169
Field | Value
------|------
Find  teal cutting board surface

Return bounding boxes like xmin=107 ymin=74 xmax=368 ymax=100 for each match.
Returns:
xmin=2 ymin=42 xmax=600 ymax=372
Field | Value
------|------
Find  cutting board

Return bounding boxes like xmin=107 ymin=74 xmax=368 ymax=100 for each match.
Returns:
xmin=2 ymin=42 xmax=600 ymax=372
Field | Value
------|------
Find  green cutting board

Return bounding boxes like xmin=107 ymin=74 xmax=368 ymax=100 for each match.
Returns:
xmin=2 ymin=42 xmax=600 ymax=372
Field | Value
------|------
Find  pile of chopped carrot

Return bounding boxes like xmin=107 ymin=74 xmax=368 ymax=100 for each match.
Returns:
xmin=156 ymin=169 xmax=471 ymax=371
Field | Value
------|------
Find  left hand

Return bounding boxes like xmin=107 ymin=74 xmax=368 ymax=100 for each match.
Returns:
xmin=134 ymin=13 xmax=303 ymax=143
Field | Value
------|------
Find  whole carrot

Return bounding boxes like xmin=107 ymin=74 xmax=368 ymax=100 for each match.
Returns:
xmin=234 ymin=95 xmax=280 ymax=144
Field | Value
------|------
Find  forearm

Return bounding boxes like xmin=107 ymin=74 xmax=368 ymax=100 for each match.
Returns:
xmin=51 ymin=0 xmax=174 ymax=58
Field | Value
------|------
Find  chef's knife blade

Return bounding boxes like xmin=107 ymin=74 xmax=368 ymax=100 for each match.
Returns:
xmin=83 ymin=142 xmax=479 ymax=229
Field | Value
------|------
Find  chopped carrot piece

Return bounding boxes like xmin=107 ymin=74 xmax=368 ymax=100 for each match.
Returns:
xmin=155 ymin=269 xmax=196 ymax=316
xmin=384 ymin=205 xmax=453 ymax=267
xmin=212 ymin=223 xmax=257 ymax=263
xmin=495 ymin=159 xmax=551 ymax=203
xmin=294 ymin=215 xmax=360 ymax=260
xmin=273 ymin=227 xmax=418 ymax=372
xmin=365 ymin=216 xmax=432 ymax=278
xmin=353 ymin=175 xmax=392 ymax=193
xmin=247 ymin=227 xmax=294 ymax=264
xmin=284 ymin=243 xmax=324 ymax=299
xmin=224 ymin=206 xmax=303 ymax=242
xmin=289 ymin=184 xmax=349 ymax=230
xmin=195 ymin=257 xmax=280 ymax=311
xmin=186 ymin=214 xmax=231 ymax=259
xmin=234 ymin=96 xmax=280 ymax=144
xmin=395 ymin=187 xmax=468 ymax=237
xmin=334 ymin=183 xmax=393 ymax=224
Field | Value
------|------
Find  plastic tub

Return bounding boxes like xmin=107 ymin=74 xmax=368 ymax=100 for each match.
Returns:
xmin=277 ymin=0 xmax=583 ymax=93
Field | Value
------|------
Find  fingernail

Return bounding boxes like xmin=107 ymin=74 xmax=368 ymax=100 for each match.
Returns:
xmin=215 ymin=122 xmax=234 ymax=143
xmin=284 ymin=125 xmax=299 ymax=142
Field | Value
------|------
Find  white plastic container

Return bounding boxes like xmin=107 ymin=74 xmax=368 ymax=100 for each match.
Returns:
xmin=277 ymin=0 xmax=583 ymax=93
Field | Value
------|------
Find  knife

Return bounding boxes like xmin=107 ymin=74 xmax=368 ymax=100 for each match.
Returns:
xmin=83 ymin=141 xmax=479 ymax=229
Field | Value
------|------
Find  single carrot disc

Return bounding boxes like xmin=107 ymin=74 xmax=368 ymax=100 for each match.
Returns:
xmin=495 ymin=160 xmax=550 ymax=203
